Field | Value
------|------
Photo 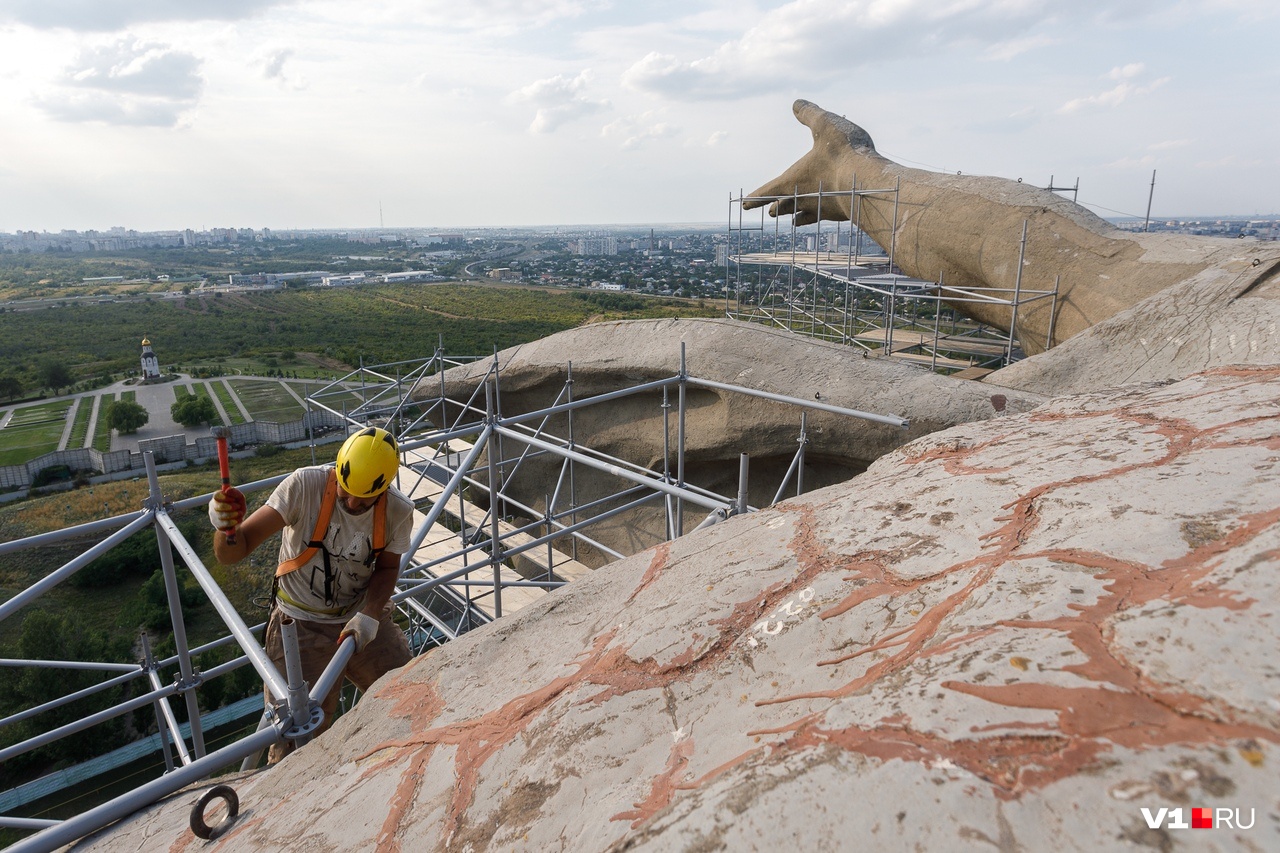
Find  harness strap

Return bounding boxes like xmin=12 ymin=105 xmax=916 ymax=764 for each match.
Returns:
xmin=275 ymin=470 xmax=387 ymax=577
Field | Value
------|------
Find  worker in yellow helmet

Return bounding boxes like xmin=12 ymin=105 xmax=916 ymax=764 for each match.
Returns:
xmin=210 ymin=426 xmax=413 ymax=762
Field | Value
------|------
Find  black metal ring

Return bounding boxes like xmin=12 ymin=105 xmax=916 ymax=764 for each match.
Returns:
xmin=190 ymin=784 xmax=239 ymax=840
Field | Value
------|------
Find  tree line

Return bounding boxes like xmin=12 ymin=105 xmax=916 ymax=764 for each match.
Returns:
xmin=0 ymin=283 xmax=718 ymax=399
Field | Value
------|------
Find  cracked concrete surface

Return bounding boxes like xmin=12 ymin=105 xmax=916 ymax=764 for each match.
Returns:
xmin=75 ymin=366 xmax=1280 ymax=852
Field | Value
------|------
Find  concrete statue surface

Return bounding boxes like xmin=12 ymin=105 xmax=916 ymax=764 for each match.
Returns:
xmin=76 ymin=366 xmax=1280 ymax=851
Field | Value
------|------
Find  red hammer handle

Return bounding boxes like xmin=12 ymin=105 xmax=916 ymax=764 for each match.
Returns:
xmin=215 ymin=433 xmax=237 ymax=545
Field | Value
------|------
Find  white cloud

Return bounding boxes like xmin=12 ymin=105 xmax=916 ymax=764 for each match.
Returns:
xmin=0 ymin=0 xmax=295 ymax=31
xmin=1148 ymin=139 xmax=1191 ymax=150
xmin=1057 ymin=65 xmax=1169 ymax=113
xmin=261 ymin=48 xmax=307 ymax=89
xmin=601 ymin=112 xmax=678 ymax=149
xmin=982 ymin=34 xmax=1058 ymax=61
xmin=1103 ymin=154 xmax=1157 ymax=169
xmin=1194 ymin=154 xmax=1269 ymax=169
xmin=34 ymin=37 xmax=203 ymax=127
xmin=620 ymin=0 xmax=1100 ymax=100
xmin=1109 ymin=62 xmax=1145 ymax=80
xmin=309 ymin=0 xmax=598 ymax=36
xmin=510 ymin=71 xmax=609 ymax=133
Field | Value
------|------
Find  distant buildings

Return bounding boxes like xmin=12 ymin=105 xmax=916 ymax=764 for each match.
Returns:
xmin=573 ymin=236 xmax=618 ymax=256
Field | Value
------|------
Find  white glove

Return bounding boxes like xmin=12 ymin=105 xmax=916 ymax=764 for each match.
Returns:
xmin=208 ymin=489 xmax=246 ymax=532
xmin=339 ymin=612 xmax=378 ymax=653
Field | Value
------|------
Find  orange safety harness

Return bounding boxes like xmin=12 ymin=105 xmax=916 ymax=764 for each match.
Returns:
xmin=272 ymin=470 xmax=387 ymax=612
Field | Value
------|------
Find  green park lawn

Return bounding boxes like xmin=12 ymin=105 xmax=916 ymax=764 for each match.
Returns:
xmin=92 ymin=393 xmax=116 ymax=451
xmin=228 ymin=379 xmax=306 ymax=423
xmin=66 ymin=397 xmax=94 ymax=448
xmin=209 ymin=380 xmax=246 ymax=425
xmin=0 ymin=400 xmax=74 ymax=466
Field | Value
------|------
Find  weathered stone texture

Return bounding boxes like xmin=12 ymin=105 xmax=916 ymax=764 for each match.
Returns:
xmin=78 ymin=366 xmax=1280 ymax=852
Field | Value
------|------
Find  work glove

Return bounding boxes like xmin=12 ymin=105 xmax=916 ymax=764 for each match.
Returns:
xmin=208 ymin=488 xmax=246 ymax=532
xmin=339 ymin=612 xmax=379 ymax=653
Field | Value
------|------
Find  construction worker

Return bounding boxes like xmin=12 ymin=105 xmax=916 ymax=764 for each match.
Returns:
xmin=209 ymin=426 xmax=414 ymax=762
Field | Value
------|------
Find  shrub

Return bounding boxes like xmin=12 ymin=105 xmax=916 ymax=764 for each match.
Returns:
xmin=32 ymin=465 xmax=72 ymax=487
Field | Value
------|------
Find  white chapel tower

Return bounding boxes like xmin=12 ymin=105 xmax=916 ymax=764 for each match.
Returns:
xmin=140 ymin=337 xmax=161 ymax=380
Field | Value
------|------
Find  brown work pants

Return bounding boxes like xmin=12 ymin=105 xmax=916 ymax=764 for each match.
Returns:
xmin=263 ymin=604 xmax=411 ymax=763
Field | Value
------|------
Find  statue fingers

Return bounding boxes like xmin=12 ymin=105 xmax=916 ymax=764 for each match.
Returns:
xmin=792 ymin=98 xmax=877 ymax=151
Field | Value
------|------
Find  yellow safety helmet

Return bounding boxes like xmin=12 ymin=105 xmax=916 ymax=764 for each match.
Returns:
xmin=335 ymin=427 xmax=399 ymax=498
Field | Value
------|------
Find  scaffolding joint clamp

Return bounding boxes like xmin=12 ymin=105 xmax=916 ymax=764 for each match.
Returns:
xmin=281 ymin=704 xmax=324 ymax=740
xmin=174 ymin=668 xmax=204 ymax=691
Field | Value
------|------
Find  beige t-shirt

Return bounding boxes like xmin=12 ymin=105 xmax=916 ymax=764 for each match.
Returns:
xmin=266 ymin=466 xmax=413 ymax=623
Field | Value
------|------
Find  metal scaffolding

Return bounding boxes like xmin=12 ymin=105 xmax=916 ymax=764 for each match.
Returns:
xmin=725 ymin=186 xmax=1060 ymax=377
xmin=0 ymin=340 xmax=907 ymax=851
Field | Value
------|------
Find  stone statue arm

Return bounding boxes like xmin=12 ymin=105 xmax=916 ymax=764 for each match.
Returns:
xmin=740 ymin=99 xmax=1223 ymax=352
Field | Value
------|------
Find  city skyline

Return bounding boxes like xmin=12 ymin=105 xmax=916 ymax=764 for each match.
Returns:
xmin=1 ymin=1 xmax=1277 ymax=233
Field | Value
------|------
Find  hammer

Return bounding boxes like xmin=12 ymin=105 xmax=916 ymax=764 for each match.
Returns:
xmin=212 ymin=426 xmax=237 ymax=545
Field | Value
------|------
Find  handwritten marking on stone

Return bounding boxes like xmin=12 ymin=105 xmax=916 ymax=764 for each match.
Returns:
xmin=748 ymin=587 xmax=815 ymax=646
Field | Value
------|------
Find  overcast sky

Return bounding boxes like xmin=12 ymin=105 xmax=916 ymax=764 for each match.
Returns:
xmin=0 ymin=0 xmax=1275 ymax=232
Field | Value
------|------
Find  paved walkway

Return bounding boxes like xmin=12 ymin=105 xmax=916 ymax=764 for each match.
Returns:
xmin=202 ymin=380 xmax=234 ymax=426
xmin=219 ymin=378 xmax=254 ymax=423
xmin=112 ymin=380 xmax=185 ymax=452
xmin=57 ymin=398 xmax=81 ymax=450
xmin=83 ymin=393 xmax=104 ymax=449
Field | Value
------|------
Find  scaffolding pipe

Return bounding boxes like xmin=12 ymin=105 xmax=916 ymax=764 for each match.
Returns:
xmin=152 ymin=513 xmax=288 ymax=702
xmin=662 ymin=384 xmax=674 ymax=540
xmin=0 ymin=513 xmax=154 ymax=623
xmin=676 ymin=343 xmax=688 ymax=536
xmin=0 ymin=665 xmax=141 ymax=730
xmin=1008 ymin=219 xmax=1028 ymax=362
xmin=685 ymin=376 xmax=908 ymax=428
xmin=485 ymin=382 xmax=504 ymax=619
xmin=398 ymin=425 xmax=492 ymax=573
xmin=139 ymin=633 xmax=176 ymax=774
xmin=498 ymin=376 xmax=678 ymax=431
xmin=145 ymin=667 xmax=191 ymax=767
xmin=7 ymin=724 xmax=282 ymax=853
xmin=0 ymin=658 xmax=136 ymax=673
xmin=796 ymin=412 xmax=808 ymax=497
xmin=771 ymin=446 xmax=804 ymax=507
xmin=0 ymin=510 xmax=147 ymax=557
xmin=0 ymin=818 xmax=60 ymax=831
xmin=0 ymin=677 xmax=184 ymax=764
xmin=494 ymin=425 xmax=730 ymax=513
xmin=1045 ymin=275 xmax=1061 ymax=351
xmin=147 ymin=455 xmax=206 ymax=760
xmin=489 ymin=490 xmax=662 ymax=564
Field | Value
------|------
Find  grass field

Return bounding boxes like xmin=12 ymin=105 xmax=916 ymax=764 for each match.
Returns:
xmin=0 ymin=400 xmax=73 ymax=465
xmin=209 ymin=381 xmax=246 ymax=424
xmin=228 ymin=379 xmax=304 ymax=423
xmin=66 ymin=397 xmax=93 ymax=448
xmin=92 ymin=393 xmax=116 ymax=451
xmin=183 ymin=354 xmax=347 ymax=381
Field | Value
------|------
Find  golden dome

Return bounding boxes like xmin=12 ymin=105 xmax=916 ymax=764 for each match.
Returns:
xmin=142 ymin=337 xmax=151 ymax=346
